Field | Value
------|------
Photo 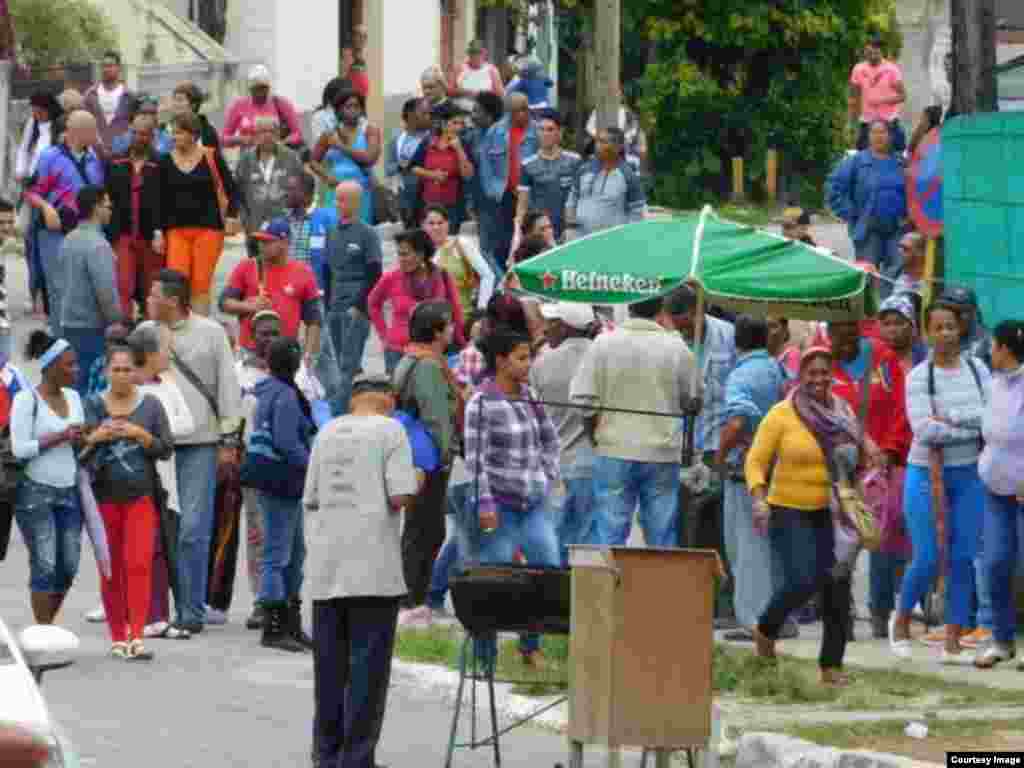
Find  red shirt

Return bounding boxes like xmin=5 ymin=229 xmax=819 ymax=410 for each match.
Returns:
xmin=225 ymin=258 xmax=321 ymax=350
xmin=508 ymin=124 xmax=526 ymax=192
xmin=829 ymin=338 xmax=911 ymax=462
xmin=420 ymin=138 xmax=462 ymax=207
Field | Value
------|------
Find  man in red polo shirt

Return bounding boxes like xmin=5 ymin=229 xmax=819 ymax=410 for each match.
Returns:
xmin=220 ymin=216 xmax=322 ymax=363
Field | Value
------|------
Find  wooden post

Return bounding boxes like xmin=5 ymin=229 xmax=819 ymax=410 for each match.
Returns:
xmin=731 ymin=158 xmax=745 ymax=202
xmin=950 ymin=0 xmax=998 ymax=115
xmin=593 ymin=0 xmax=621 ymax=132
xmin=765 ymin=149 xmax=779 ymax=203
xmin=922 ymin=238 xmax=938 ymax=325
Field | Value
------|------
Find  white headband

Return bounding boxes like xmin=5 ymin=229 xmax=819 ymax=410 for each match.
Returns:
xmin=39 ymin=339 xmax=70 ymax=370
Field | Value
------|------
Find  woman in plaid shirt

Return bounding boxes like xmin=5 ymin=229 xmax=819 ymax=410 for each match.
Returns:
xmin=464 ymin=326 xmax=561 ymax=666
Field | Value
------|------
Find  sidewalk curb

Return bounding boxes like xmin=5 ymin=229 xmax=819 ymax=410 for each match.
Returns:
xmin=736 ymin=732 xmax=943 ymax=768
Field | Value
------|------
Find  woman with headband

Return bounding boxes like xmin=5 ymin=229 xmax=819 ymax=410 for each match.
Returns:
xmin=11 ymin=330 xmax=85 ymax=625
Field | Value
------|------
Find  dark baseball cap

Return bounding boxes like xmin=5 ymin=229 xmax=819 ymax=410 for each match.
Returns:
xmin=940 ymin=285 xmax=978 ymax=308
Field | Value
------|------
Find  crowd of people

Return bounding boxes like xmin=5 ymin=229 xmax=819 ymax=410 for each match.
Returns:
xmin=3 ymin=33 xmax=1024 ymax=768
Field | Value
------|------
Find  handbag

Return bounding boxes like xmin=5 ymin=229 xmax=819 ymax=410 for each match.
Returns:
xmin=204 ymin=147 xmax=239 ymax=235
xmin=834 ymin=345 xmax=881 ymax=552
xmin=393 ymin=358 xmax=442 ymax=472
xmin=0 ymin=395 xmax=39 ymax=561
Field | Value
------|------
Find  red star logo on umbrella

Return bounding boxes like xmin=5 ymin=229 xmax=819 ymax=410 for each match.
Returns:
xmin=542 ymin=271 xmax=558 ymax=290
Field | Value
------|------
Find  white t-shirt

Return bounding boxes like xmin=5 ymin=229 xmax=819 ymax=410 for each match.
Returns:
xmin=303 ymin=414 xmax=418 ymax=600
xmin=11 ymin=388 xmax=84 ymax=489
xmin=97 ymin=84 xmax=124 ymax=125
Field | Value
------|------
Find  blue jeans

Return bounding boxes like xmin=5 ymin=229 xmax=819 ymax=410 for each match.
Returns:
xmin=15 ymin=478 xmax=82 ymax=592
xmin=982 ymin=492 xmax=1024 ymax=645
xmin=854 ymin=231 xmax=901 ymax=300
xmin=723 ymin=478 xmax=781 ymax=629
xmin=899 ymin=464 xmax=983 ymax=628
xmin=475 ymin=496 xmax=560 ymax=661
xmin=37 ymin=228 xmax=65 ymax=337
xmin=591 ymin=457 xmax=680 ymax=547
xmin=476 ymin=190 xmax=516 ymax=274
xmin=383 ymin=349 xmax=403 ymax=376
xmin=258 ymin=492 xmax=306 ymax=603
xmin=327 ymin=308 xmax=370 ymax=416
xmin=175 ymin=444 xmax=219 ymax=625
xmin=313 ymin=596 xmax=400 ymax=768
xmin=63 ymin=326 xmax=107 ymax=395
xmin=869 ymin=551 xmax=907 ymax=618
xmin=760 ymin=508 xmax=846 ymax=668
xmin=553 ymin=476 xmax=595 ymax=567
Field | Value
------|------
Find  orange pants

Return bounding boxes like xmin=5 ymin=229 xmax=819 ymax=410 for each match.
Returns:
xmin=166 ymin=227 xmax=224 ymax=301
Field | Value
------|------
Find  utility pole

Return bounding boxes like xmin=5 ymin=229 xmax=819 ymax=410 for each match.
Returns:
xmin=592 ymin=0 xmax=620 ymax=132
xmin=950 ymin=0 xmax=997 ymax=114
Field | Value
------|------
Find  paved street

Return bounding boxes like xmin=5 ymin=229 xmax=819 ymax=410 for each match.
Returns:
xmin=0 ymin=213 xmax=856 ymax=768
xmin=0 ymin=237 xmax=574 ymax=768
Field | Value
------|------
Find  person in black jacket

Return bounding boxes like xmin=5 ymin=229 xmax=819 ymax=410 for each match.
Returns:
xmin=107 ymin=114 xmax=163 ymax=320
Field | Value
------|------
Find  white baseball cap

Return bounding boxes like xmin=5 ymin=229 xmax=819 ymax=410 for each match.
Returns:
xmin=249 ymin=65 xmax=272 ymax=86
xmin=539 ymin=302 xmax=596 ymax=331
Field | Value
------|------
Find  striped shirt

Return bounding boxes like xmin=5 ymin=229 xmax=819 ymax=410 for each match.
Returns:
xmin=906 ymin=355 xmax=991 ymax=467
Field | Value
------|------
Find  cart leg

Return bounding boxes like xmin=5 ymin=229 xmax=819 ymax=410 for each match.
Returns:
xmin=487 ymin=659 xmax=501 ymax=766
xmin=445 ymin=638 xmax=471 ymax=768
xmin=569 ymin=741 xmax=584 ymax=768
xmin=471 ymin=637 xmax=478 ymax=746
xmin=686 ymin=748 xmax=697 ymax=768
xmin=639 ymin=748 xmax=649 ymax=768
xmin=654 ymin=750 xmax=672 ymax=768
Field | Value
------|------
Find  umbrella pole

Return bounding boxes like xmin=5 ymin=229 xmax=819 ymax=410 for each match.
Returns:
xmin=922 ymin=238 xmax=938 ymax=327
xmin=690 ymin=283 xmax=706 ymax=401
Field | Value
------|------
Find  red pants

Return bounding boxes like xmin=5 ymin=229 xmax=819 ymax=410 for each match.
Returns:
xmin=115 ymin=235 xmax=165 ymax=318
xmin=100 ymin=497 xmax=158 ymax=643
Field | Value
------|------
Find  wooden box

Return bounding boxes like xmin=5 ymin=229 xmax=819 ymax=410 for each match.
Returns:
xmin=568 ymin=546 xmax=717 ymax=750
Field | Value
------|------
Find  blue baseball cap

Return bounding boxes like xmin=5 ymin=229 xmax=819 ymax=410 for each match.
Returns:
xmin=251 ymin=217 xmax=291 ymax=242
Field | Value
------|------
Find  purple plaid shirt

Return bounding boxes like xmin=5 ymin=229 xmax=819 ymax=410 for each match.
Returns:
xmin=464 ymin=378 xmax=561 ymax=519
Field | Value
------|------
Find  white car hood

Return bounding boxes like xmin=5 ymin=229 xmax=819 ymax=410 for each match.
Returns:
xmin=0 ymin=618 xmax=53 ymax=735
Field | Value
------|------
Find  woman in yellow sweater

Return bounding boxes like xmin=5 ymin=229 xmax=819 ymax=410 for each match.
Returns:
xmin=745 ymin=346 xmax=862 ymax=686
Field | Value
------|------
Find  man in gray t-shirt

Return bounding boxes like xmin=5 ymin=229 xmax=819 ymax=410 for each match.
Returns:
xmin=517 ymin=110 xmax=582 ymax=241
xmin=567 ymin=126 xmax=646 ymax=237
xmin=529 ymin=301 xmax=596 ymax=565
xmin=304 ymin=374 xmax=418 ymax=768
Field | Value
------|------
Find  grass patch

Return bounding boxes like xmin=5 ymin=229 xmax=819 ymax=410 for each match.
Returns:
xmin=396 ymin=627 xmax=1021 ymax=708
xmin=396 ymin=625 xmax=569 ymax=696
xmin=785 ymin=718 xmax=1024 ymax=763
xmin=711 ymin=645 xmax=1023 ymax=709
xmin=715 ymin=203 xmax=778 ymax=227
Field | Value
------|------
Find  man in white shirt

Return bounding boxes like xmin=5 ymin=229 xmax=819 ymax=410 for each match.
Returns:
xmin=305 ymin=374 xmax=417 ymax=768
xmin=83 ymin=51 xmax=135 ymax=150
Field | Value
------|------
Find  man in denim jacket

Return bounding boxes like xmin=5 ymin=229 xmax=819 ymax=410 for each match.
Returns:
xmin=472 ymin=92 xmax=538 ymax=274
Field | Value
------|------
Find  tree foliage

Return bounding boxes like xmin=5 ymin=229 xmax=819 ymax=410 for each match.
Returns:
xmin=10 ymin=0 xmax=118 ymax=70
xmin=636 ymin=0 xmax=900 ymax=208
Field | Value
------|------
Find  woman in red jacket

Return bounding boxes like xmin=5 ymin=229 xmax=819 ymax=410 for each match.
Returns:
xmin=827 ymin=320 xmax=912 ymax=641
xmin=367 ymin=229 xmax=465 ymax=374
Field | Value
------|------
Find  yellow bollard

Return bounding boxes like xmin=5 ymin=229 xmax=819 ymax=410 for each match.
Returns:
xmin=766 ymin=149 xmax=778 ymax=202
xmin=731 ymin=157 xmax=745 ymax=201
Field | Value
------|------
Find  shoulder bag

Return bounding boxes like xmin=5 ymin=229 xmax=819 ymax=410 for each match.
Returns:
xmin=0 ymin=394 xmax=39 ymax=561
xmin=393 ymin=358 xmax=442 ymax=473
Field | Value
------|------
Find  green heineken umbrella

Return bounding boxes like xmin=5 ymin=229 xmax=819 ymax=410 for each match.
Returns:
xmin=511 ymin=206 xmax=877 ymax=321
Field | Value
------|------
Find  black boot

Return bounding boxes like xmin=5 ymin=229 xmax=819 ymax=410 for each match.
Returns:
xmin=288 ymin=598 xmax=314 ymax=650
xmin=246 ymin=603 xmax=265 ymax=631
xmin=261 ymin=602 xmax=307 ymax=653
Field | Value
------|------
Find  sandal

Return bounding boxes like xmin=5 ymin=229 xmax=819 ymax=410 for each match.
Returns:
xmin=820 ymin=668 xmax=852 ymax=687
xmin=110 ymin=642 xmax=129 ymax=659
xmin=127 ymin=639 xmax=154 ymax=662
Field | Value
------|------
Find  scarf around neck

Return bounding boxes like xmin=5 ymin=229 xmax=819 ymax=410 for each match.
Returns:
xmin=791 ymin=384 xmax=861 ymax=483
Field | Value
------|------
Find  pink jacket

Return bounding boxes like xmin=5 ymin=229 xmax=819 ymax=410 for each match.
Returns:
xmin=368 ymin=268 xmax=466 ymax=353
xmin=222 ymin=96 xmax=303 ymax=148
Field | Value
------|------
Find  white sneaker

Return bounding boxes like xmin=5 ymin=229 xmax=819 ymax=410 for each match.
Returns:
xmin=888 ymin=614 xmax=912 ymax=659
xmin=144 ymin=621 xmax=169 ymax=638
xmin=204 ymin=606 xmax=228 ymax=626
xmin=939 ymin=648 xmax=976 ymax=666
xmin=85 ymin=605 xmax=106 ymax=623
xmin=398 ymin=605 xmax=433 ymax=628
